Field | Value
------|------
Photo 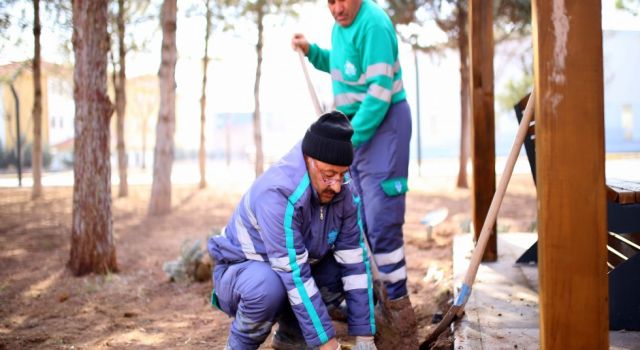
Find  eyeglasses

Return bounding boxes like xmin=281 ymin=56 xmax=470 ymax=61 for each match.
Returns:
xmin=311 ymin=159 xmax=352 ymax=186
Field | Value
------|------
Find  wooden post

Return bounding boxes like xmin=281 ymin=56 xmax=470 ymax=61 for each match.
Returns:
xmin=533 ymin=1 xmax=609 ymax=348
xmin=469 ymin=0 xmax=496 ymax=261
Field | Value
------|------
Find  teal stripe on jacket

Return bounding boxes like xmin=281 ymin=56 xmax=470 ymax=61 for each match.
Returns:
xmin=284 ymin=173 xmax=329 ymax=343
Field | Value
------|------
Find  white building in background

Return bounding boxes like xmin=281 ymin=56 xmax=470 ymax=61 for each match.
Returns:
xmin=0 ymin=62 xmax=75 ymax=170
xmin=603 ymin=30 xmax=640 ymax=152
xmin=405 ymin=29 xmax=640 ymax=159
xmin=46 ymin=77 xmax=75 ymax=149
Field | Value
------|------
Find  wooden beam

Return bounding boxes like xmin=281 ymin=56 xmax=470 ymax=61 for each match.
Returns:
xmin=533 ymin=1 xmax=609 ymax=348
xmin=469 ymin=0 xmax=497 ymax=261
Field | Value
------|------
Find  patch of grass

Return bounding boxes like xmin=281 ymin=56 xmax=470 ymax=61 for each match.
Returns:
xmin=104 ymin=269 xmax=118 ymax=284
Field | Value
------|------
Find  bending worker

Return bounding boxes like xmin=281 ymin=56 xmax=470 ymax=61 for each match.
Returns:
xmin=291 ymin=0 xmax=416 ymax=340
xmin=208 ymin=111 xmax=376 ymax=350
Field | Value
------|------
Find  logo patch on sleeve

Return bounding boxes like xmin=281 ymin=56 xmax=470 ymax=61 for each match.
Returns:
xmin=344 ymin=61 xmax=356 ymax=77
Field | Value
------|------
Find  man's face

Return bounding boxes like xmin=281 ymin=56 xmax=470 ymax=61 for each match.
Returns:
xmin=328 ymin=0 xmax=362 ymax=27
xmin=307 ymin=158 xmax=350 ymax=205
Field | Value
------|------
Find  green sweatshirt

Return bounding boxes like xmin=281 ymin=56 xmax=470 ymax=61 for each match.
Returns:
xmin=307 ymin=0 xmax=406 ymax=147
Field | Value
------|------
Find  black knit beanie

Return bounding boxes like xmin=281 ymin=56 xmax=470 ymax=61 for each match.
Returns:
xmin=302 ymin=111 xmax=354 ymax=166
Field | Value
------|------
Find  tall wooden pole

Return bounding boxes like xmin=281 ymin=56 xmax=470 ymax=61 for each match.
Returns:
xmin=533 ymin=1 xmax=608 ymax=348
xmin=456 ymin=3 xmax=470 ymax=189
xmin=469 ymin=0 xmax=496 ymax=261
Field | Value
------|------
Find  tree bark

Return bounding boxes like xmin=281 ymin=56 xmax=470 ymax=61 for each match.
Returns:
xmin=148 ymin=0 xmax=177 ymax=216
xmin=31 ymin=0 xmax=42 ymax=199
xmin=456 ymin=3 xmax=470 ymax=189
xmin=115 ymin=0 xmax=128 ymax=197
xmin=252 ymin=6 xmax=265 ymax=177
xmin=142 ymin=114 xmax=148 ymax=169
xmin=199 ymin=0 xmax=212 ymax=189
xmin=69 ymin=0 xmax=117 ymax=275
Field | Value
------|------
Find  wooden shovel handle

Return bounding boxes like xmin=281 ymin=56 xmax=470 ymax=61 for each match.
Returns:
xmin=463 ymin=89 xmax=536 ymax=288
xmin=297 ymin=49 xmax=322 ymax=116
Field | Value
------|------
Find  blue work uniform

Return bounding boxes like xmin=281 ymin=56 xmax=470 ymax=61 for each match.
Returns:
xmin=208 ymin=142 xmax=376 ymax=349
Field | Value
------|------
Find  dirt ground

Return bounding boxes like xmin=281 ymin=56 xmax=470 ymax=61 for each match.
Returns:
xmin=0 ymin=174 xmax=537 ymax=349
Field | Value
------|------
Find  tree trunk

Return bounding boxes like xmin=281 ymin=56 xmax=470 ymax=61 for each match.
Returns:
xmin=457 ymin=3 xmax=470 ymax=189
xmin=252 ymin=7 xmax=265 ymax=177
xmin=142 ymin=115 xmax=148 ymax=169
xmin=199 ymin=0 xmax=212 ymax=189
xmin=9 ymin=83 xmax=22 ymax=186
xmin=116 ymin=0 xmax=128 ymax=197
xmin=69 ymin=0 xmax=117 ymax=276
xmin=148 ymin=0 xmax=177 ymax=216
xmin=31 ymin=0 xmax=42 ymax=199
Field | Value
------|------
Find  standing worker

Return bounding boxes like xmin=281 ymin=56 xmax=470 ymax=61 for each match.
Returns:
xmin=292 ymin=0 xmax=416 ymax=346
xmin=208 ymin=112 xmax=377 ymax=350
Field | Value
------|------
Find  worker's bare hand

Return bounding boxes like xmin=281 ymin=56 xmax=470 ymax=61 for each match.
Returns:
xmin=291 ymin=33 xmax=310 ymax=55
xmin=318 ymin=337 xmax=341 ymax=350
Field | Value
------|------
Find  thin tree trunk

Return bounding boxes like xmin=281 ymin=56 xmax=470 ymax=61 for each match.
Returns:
xmin=10 ymin=83 xmax=22 ymax=186
xmin=142 ymin=115 xmax=148 ymax=169
xmin=199 ymin=0 xmax=212 ymax=189
xmin=31 ymin=0 xmax=42 ymax=199
xmin=69 ymin=0 xmax=117 ymax=276
xmin=116 ymin=0 xmax=128 ymax=197
xmin=253 ymin=7 xmax=265 ymax=177
xmin=148 ymin=0 xmax=177 ymax=216
xmin=457 ymin=3 xmax=470 ymax=189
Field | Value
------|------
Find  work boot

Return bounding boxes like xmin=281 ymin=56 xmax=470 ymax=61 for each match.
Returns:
xmin=374 ymin=295 xmax=419 ymax=349
xmin=271 ymin=312 xmax=313 ymax=350
xmin=271 ymin=328 xmax=313 ymax=350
